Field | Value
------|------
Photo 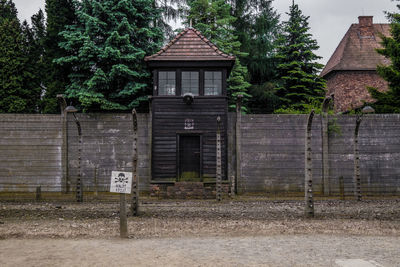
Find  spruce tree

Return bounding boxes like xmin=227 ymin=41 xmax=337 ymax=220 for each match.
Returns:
xmin=56 ymin=0 xmax=162 ymax=112
xmin=186 ymin=0 xmax=251 ymax=112
xmin=368 ymin=1 xmax=400 ymax=113
xmin=0 ymin=0 xmax=17 ymax=20
xmin=0 ymin=0 xmax=38 ymax=113
xmin=155 ymin=0 xmax=186 ymax=41
xmin=229 ymin=0 xmax=280 ymax=85
xmin=41 ymin=0 xmax=76 ymax=113
xmin=274 ymin=1 xmax=325 ymax=113
xmin=20 ymin=10 xmax=46 ymax=113
xmin=229 ymin=0 xmax=281 ymax=113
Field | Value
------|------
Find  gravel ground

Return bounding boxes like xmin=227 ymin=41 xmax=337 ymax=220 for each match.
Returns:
xmin=1 ymin=198 xmax=399 ymax=238
xmin=0 ymin=198 xmax=399 ymax=266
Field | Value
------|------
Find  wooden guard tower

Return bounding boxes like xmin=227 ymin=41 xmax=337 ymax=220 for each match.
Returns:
xmin=145 ymin=28 xmax=235 ymax=185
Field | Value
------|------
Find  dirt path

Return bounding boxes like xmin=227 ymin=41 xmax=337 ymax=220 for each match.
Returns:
xmin=1 ymin=235 xmax=399 ymax=267
xmin=1 ymin=199 xmax=399 ymax=266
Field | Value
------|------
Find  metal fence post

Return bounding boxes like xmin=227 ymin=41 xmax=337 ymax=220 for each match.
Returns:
xmin=235 ymin=95 xmax=243 ymax=194
xmin=305 ymin=110 xmax=315 ymax=217
xmin=216 ymin=116 xmax=222 ymax=201
xmin=131 ymin=109 xmax=139 ymax=215
xmin=354 ymin=114 xmax=363 ymax=201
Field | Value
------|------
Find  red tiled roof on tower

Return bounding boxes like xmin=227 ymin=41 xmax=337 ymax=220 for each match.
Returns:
xmin=145 ymin=28 xmax=235 ymax=61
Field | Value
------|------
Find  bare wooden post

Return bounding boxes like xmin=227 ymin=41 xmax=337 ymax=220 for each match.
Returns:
xmin=57 ymin=94 xmax=69 ymax=193
xmin=216 ymin=116 xmax=222 ymax=201
xmin=339 ymin=176 xmax=345 ymax=200
xmin=305 ymin=110 xmax=315 ymax=218
xmin=148 ymin=96 xmax=153 ymax=182
xmin=321 ymin=96 xmax=332 ymax=196
xmin=235 ymin=95 xmax=243 ymax=194
xmin=131 ymin=109 xmax=139 ymax=215
xmin=229 ymin=175 xmax=235 ymax=198
xmin=36 ymin=186 xmax=41 ymax=201
xmin=94 ymin=167 xmax=98 ymax=198
xmin=354 ymin=114 xmax=363 ymax=201
xmin=120 ymin=193 xmax=128 ymax=238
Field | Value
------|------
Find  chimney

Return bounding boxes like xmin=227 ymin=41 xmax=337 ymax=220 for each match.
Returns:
xmin=358 ymin=16 xmax=374 ymax=37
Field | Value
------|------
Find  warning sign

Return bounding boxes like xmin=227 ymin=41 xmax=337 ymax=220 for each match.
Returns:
xmin=110 ymin=171 xmax=132 ymax=194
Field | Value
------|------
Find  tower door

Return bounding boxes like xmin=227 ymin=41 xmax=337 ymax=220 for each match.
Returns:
xmin=179 ymin=135 xmax=201 ymax=180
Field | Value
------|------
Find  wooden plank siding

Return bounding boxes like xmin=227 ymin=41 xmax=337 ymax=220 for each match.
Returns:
xmin=152 ymin=97 xmax=227 ymax=181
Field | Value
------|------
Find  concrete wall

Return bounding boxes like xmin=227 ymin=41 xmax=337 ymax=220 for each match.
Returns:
xmin=0 ymin=114 xmax=62 ymax=192
xmin=328 ymin=115 xmax=400 ymax=196
xmin=237 ymin=114 xmax=322 ymax=194
xmin=1 ymin=113 xmax=399 ymax=196
xmin=67 ymin=113 xmax=150 ymax=192
xmin=236 ymin=114 xmax=400 ymax=196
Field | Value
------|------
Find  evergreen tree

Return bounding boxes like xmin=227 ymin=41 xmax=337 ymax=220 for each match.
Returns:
xmin=230 ymin=0 xmax=280 ymax=85
xmin=247 ymin=82 xmax=281 ymax=113
xmin=41 ymin=0 xmax=76 ymax=113
xmin=31 ymin=10 xmax=46 ymax=95
xmin=274 ymin=1 xmax=325 ymax=113
xmin=56 ymin=0 xmax=162 ymax=112
xmin=368 ymin=1 xmax=400 ymax=113
xmin=0 ymin=0 xmax=38 ymax=113
xmin=155 ymin=0 xmax=186 ymax=41
xmin=0 ymin=0 xmax=17 ymax=20
xmin=20 ymin=10 xmax=46 ymax=112
xmin=229 ymin=0 xmax=281 ymax=113
xmin=186 ymin=0 xmax=251 ymax=112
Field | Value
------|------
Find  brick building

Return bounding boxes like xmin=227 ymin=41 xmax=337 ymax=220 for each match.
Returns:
xmin=320 ymin=16 xmax=391 ymax=112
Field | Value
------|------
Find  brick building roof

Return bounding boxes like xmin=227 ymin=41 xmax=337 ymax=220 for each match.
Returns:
xmin=321 ymin=16 xmax=391 ymax=77
xmin=145 ymin=28 xmax=235 ymax=62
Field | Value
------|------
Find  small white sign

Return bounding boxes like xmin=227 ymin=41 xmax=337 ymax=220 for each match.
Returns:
xmin=184 ymin=119 xmax=194 ymax=130
xmin=110 ymin=171 xmax=132 ymax=194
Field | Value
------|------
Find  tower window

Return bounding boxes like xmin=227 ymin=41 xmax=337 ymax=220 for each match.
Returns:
xmin=159 ymin=71 xmax=176 ymax=95
xmin=204 ymin=71 xmax=222 ymax=96
xmin=181 ymin=71 xmax=199 ymax=95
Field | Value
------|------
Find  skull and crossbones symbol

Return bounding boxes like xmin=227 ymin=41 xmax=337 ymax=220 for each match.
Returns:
xmin=115 ymin=172 xmax=128 ymax=184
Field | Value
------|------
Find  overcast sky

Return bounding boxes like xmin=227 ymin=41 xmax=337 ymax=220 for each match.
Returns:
xmin=12 ymin=0 xmax=398 ymax=65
